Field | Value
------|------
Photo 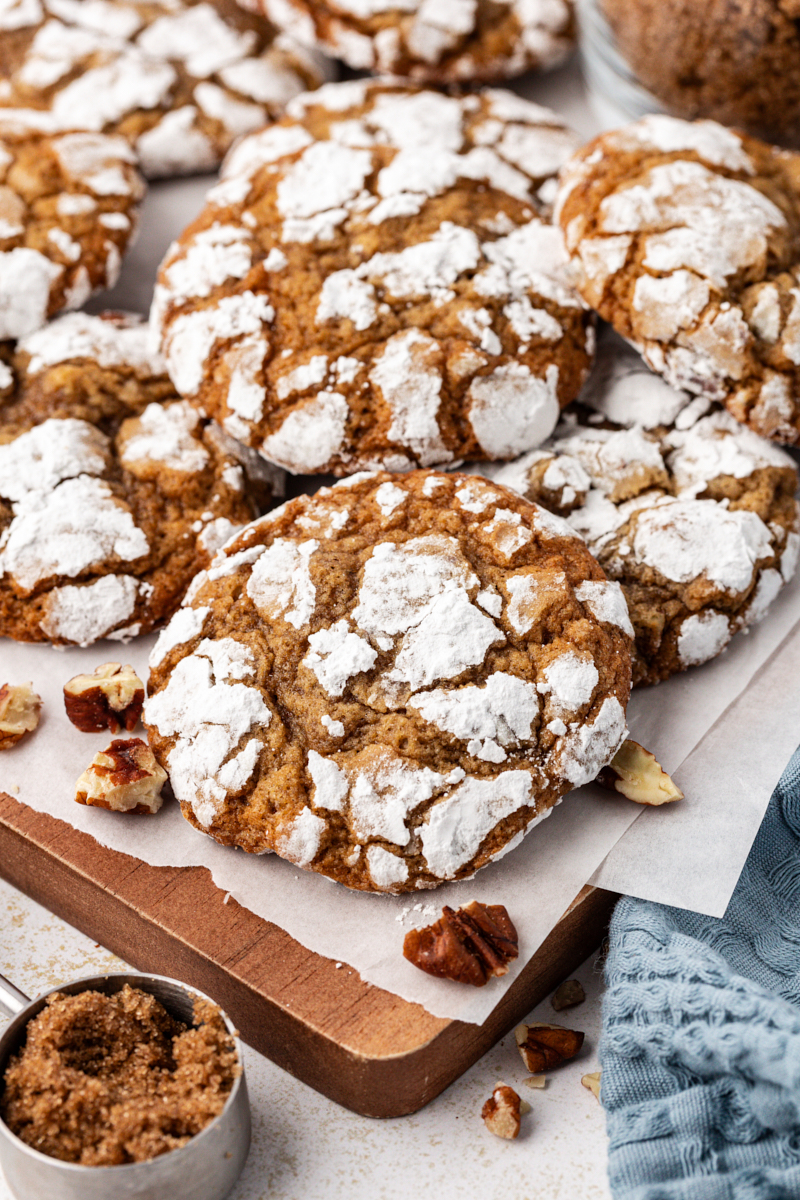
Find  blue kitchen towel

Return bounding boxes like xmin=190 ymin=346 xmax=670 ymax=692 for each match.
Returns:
xmin=601 ymin=745 xmax=800 ymax=1199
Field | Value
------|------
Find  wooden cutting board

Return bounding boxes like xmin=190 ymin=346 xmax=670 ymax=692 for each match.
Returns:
xmin=0 ymin=791 xmax=617 ymax=1117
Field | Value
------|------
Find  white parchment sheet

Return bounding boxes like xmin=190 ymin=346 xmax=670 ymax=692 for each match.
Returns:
xmin=591 ymin=614 xmax=800 ymax=917
xmin=3 ymin=572 xmax=799 ymax=1024
xmin=3 ymin=64 xmax=800 ymax=1024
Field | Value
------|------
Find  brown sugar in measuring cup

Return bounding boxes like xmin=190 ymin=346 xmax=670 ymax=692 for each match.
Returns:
xmin=0 ymin=972 xmax=250 ymax=1200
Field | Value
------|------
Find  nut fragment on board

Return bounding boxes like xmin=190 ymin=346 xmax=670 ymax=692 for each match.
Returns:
xmin=482 ymin=1083 xmax=527 ymax=1139
xmin=582 ymin=1071 xmax=602 ymax=1101
xmin=403 ymin=901 xmax=519 ymax=987
xmin=515 ymin=1022 xmax=585 ymax=1072
xmin=75 ymin=738 xmax=167 ymax=814
xmin=596 ymin=739 xmax=683 ymax=806
xmin=551 ymin=979 xmax=586 ymax=1011
xmin=0 ymin=683 xmax=42 ymax=749
xmin=523 ymin=1075 xmax=546 ymax=1089
xmin=64 ymin=663 xmax=145 ymax=734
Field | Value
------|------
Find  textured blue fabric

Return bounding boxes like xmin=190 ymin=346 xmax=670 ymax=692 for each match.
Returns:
xmin=601 ymin=746 xmax=800 ymax=1200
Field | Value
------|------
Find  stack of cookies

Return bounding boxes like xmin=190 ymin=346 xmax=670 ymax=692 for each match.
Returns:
xmin=2 ymin=5 xmax=796 ymax=893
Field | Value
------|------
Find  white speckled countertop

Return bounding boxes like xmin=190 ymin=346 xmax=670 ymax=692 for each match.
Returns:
xmin=0 ymin=872 xmax=611 ymax=1199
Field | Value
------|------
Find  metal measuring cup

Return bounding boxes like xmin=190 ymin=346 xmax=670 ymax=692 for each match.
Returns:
xmin=0 ymin=971 xmax=251 ymax=1200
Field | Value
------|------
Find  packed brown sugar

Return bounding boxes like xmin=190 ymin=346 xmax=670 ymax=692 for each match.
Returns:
xmin=0 ymin=984 xmax=239 ymax=1165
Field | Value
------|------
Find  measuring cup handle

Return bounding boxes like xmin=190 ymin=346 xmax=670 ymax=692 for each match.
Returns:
xmin=0 ymin=973 xmax=29 ymax=1018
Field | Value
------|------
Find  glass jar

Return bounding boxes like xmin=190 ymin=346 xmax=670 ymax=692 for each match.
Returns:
xmin=577 ymin=0 xmax=800 ymax=147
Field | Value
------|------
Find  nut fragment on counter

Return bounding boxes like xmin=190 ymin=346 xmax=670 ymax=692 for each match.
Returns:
xmin=0 ymin=683 xmax=42 ymax=749
xmin=596 ymin=739 xmax=684 ymax=806
xmin=582 ymin=1071 xmax=602 ymax=1101
xmin=515 ymin=1022 xmax=585 ymax=1072
xmin=64 ymin=663 xmax=145 ymax=734
xmin=481 ymin=1083 xmax=529 ymax=1140
xmin=75 ymin=739 xmax=167 ymax=814
xmin=551 ymin=979 xmax=586 ymax=1011
xmin=403 ymin=901 xmax=519 ymax=987
xmin=523 ymin=1075 xmax=546 ymax=1089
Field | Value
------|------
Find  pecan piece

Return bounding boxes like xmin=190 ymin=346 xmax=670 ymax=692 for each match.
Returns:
xmin=0 ymin=682 xmax=42 ymax=749
xmin=402 ymin=901 xmax=518 ymax=987
xmin=596 ymin=739 xmax=683 ymax=805
xmin=551 ymin=979 xmax=586 ymax=1011
xmin=582 ymin=1071 xmax=602 ymax=1101
xmin=75 ymin=738 xmax=167 ymax=814
xmin=63 ymin=662 xmax=144 ymax=734
xmin=481 ymin=1083 xmax=528 ymax=1139
xmin=515 ymin=1022 xmax=584 ymax=1072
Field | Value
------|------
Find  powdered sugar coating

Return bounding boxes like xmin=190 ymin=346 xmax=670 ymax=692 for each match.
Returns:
xmin=483 ymin=336 xmax=799 ymax=684
xmin=0 ymin=0 xmax=331 ymax=179
xmin=144 ymin=638 xmax=271 ymax=830
xmin=18 ymin=309 xmax=163 ymax=376
xmin=153 ymin=81 xmax=593 ymax=477
xmin=145 ymin=469 xmax=631 ymax=892
xmin=556 ymin=115 xmax=800 ymax=445
xmin=0 ymin=127 xmax=143 ymax=338
xmin=258 ymin=0 xmax=574 ymax=82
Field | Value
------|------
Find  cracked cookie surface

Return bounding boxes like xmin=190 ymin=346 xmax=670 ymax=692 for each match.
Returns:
xmin=555 ymin=115 xmax=800 ymax=445
xmin=483 ymin=336 xmax=800 ymax=684
xmin=0 ymin=312 xmax=283 ymax=645
xmin=144 ymin=469 xmax=631 ymax=893
xmin=0 ymin=122 xmax=143 ymax=339
xmin=249 ymin=0 xmax=574 ymax=82
xmin=0 ymin=0 xmax=329 ymax=178
xmin=152 ymin=81 xmax=593 ymax=477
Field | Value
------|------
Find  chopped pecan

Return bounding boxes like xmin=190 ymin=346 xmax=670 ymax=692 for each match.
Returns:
xmin=402 ymin=900 xmax=519 ymax=987
xmin=63 ymin=662 xmax=144 ymax=734
xmin=515 ymin=1022 xmax=585 ymax=1072
xmin=596 ymin=738 xmax=683 ymax=805
xmin=0 ymin=682 xmax=42 ymax=749
xmin=522 ymin=1075 xmax=546 ymax=1089
xmin=481 ymin=1083 xmax=527 ymax=1139
xmin=551 ymin=979 xmax=586 ymax=1011
xmin=75 ymin=738 xmax=167 ymax=814
xmin=582 ymin=1071 xmax=602 ymax=1101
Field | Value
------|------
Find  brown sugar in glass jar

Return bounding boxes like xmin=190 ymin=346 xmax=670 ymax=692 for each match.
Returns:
xmin=578 ymin=0 xmax=800 ymax=147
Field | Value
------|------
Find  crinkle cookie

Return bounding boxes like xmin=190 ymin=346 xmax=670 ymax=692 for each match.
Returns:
xmin=143 ymin=469 xmax=631 ymax=893
xmin=0 ymin=123 xmax=143 ymax=339
xmin=152 ymin=82 xmax=593 ymax=476
xmin=0 ymin=312 xmax=283 ymax=645
xmin=555 ymin=114 xmax=800 ymax=446
xmin=0 ymin=0 xmax=330 ymax=179
xmin=1 ymin=311 xmax=177 ymax=436
xmin=249 ymin=0 xmax=574 ymax=83
xmin=482 ymin=338 xmax=800 ymax=685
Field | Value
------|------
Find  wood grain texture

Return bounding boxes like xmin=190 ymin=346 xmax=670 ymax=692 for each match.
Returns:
xmin=0 ymin=792 xmax=617 ymax=1117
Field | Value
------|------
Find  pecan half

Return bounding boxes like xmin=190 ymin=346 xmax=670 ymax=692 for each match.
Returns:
xmin=402 ymin=901 xmax=519 ymax=987
xmin=481 ymin=1083 xmax=526 ymax=1139
xmin=596 ymin=739 xmax=683 ymax=805
xmin=515 ymin=1022 xmax=585 ymax=1072
xmin=0 ymin=683 xmax=42 ymax=749
xmin=63 ymin=662 xmax=144 ymax=734
xmin=75 ymin=738 xmax=167 ymax=814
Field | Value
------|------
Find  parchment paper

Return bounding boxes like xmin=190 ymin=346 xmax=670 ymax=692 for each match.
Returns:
xmin=0 ymin=632 xmax=638 ymax=1025
xmin=4 ymin=573 xmax=799 ymax=1024
xmin=3 ymin=62 xmax=799 ymax=1024
xmin=591 ymin=616 xmax=800 ymax=916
